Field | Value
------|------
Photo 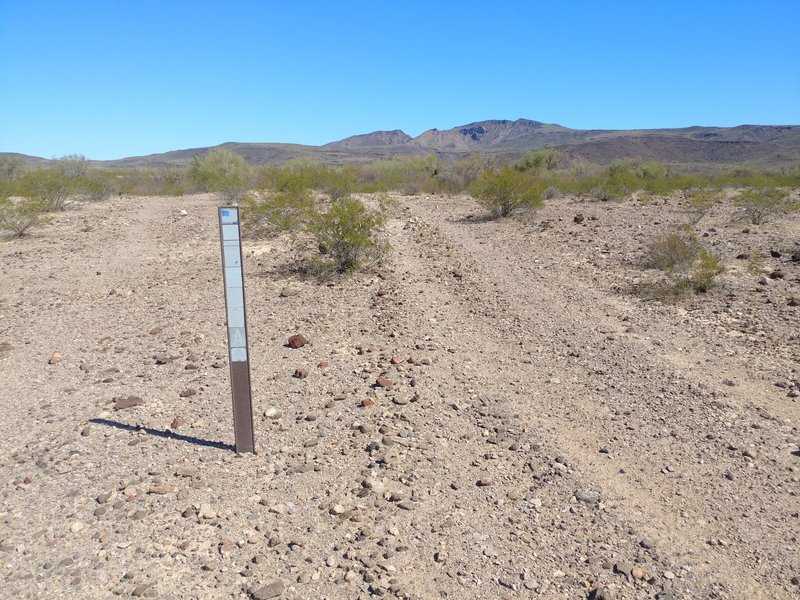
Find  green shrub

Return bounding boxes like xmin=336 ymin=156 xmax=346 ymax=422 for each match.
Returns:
xmin=644 ymin=230 xmax=724 ymax=295
xmin=0 ymin=195 xmax=52 ymax=237
xmin=0 ymin=155 xmax=26 ymax=181
xmin=188 ymin=149 xmax=251 ymax=200
xmin=240 ymin=186 xmax=314 ymax=238
xmin=18 ymin=170 xmax=73 ymax=211
xmin=469 ymin=166 xmax=545 ymax=218
xmin=735 ymin=187 xmax=792 ymax=224
xmin=645 ymin=230 xmax=700 ymax=275
xmin=53 ymin=154 xmax=88 ymax=179
xmin=683 ymin=187 xmax=722 ymax=223
xmin=308 ymin=196 xmax=387 ymax=273
xmin=691 ymin=249 xmax=725 ymax=293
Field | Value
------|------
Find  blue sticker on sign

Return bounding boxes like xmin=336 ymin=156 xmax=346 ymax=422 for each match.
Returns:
xmin=221 ymin=210 xmax=230 ymax=217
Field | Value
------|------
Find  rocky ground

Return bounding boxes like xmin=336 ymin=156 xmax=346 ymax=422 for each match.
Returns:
xmin=0 ymin=191 xmax=798 ymax=600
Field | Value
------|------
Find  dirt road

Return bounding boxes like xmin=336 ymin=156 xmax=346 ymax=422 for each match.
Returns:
xmin=0 ymin=193 xmax=797 ymax=599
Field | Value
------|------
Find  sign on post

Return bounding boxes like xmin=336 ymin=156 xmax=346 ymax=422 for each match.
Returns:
xmin=218 ymin=207 xmax=255 ymax=453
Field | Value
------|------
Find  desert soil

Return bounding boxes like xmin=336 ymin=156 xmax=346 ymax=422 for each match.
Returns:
xmin=0 ymin=192 xmax=798 ymax=600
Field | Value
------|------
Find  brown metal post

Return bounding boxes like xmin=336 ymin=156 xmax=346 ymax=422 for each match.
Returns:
xmin=218 ymin=206 xmax=255 ymax=453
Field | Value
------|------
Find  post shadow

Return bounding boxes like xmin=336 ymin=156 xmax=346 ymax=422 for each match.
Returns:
xmin=89 ymin=418 xmax=234 ymax=451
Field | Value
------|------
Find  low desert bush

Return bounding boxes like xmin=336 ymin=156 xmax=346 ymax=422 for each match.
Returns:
xmin=682 ymin=187 xmax=722 ymax=223
xmin=0 ymin=195 xmax=52 ymax=237
xmin=18 ymin=170 xmax=72 ymax=211
xmin=189 ymin=149 xmax=251 ymax=200
xmin=644 ymin=229 xmax=724 ymax=295
xmin=469 ymin=166 xmax=545 ymax=218
xmin=242 ymin=175 xmax=388 ymax=275
xmin=308 ymin=196 xmax=388 ymax=274
xmin=735 ymin=187 xmax=793 ymax=224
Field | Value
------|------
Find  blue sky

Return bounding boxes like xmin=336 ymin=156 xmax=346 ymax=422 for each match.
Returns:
xmin=1 ymin=0 xmax=798 ymax=160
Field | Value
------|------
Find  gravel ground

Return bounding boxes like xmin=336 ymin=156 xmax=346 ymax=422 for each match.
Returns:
xmin=0 ymin=191 xmax=798 ymax=599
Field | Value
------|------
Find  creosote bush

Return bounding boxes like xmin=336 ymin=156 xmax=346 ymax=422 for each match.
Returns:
xmin=469 ymin=166 xmax=545 ymax=218
xmin=241 ymin=172 xmax=388 ymax=275
xmin=735 ymin=187 xmax=792 ymax=224
xmin=0 ymin=195 xmax=52 ymax=237
xmin=308 ymin=196 xmax=387 ymax=274
xmin=644 ymin=229 xmax=724 ymax=295
xmin=189 ymin=149 xmax=251 ymax=200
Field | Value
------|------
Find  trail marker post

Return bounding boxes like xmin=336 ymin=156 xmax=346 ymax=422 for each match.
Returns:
xmin=218 ymin=206 xmax=255 ymax=453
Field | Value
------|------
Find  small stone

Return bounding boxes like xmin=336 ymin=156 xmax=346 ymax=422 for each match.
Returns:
xmin=768 ymin=270 xmax=785 ymax=279
xmin=0 ymin=342 xmax=14 ymax=353
xmin=96 ymin=492 xmax=113 ymax=504
xmin=361 ymin=398 xmax=376 ymax=408
xmin=787 ymin=297 xmax=799 ymax=307
xmin=663 ymin=570 xmax=675 ymax=580
xmin=640 ymin=538 xmax=655 ymax=549
xmin=614 ymin=562 xmax=634 ymax=576
xmin=631 ymin=566 xmax=646 ymax=580
xmin=279 ymin=287 xmax=299 ymax=298
xmin=575 ymin=489 xmax=600 ymax=504
xmin=113 ymin=396 xmax=144 ymax=410
xmin=574 ymin=214 xmax=585 ymax=224
xmin=170 ymin=416 xmax=187 ymax=429
xmin=376 ymin=376 xmax=394 ymax=390
xmin=293 ymin=368 xmax=308 ymax=379
xmin=184 ymin=363 xmax=199 ymax=370
xmin=179 ymin=388 xmax=197 ymax=398
xmin=287 ymin=334 xmax=306 ymax=349
xmin=263 ymin=407 xmax=282 ymax=420
xmin=476 ymin=477 xmax=493 ymax=487
xmin=198 ymin=505 xmax=216 ymax=519
xmin=148 ymin=484 xmax=176 ymax=495
xmin=599 ymin=446 xmax=611 ymax=454
xmin=149 ymin=327 xmax=162 ymax=335
xmin=131 ymin=509 xmax=147 ymax=521
xmin=390 ymin=355 xmax=404 ymax=364
xmin=329 ymin=504 xmax=345 ymax=515
xmin=48 ymin=352 xmax=64 ymax=364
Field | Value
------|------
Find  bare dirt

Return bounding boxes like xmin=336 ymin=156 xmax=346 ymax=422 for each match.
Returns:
xmin=0 ymin=192 xmax=798 ymax=599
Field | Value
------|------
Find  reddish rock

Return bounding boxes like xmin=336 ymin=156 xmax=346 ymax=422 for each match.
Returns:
xmin=179 ymin=388 xmax=197 ymax=398
xmin=149 ymin=327 xmax=162 ymax=335
xmin=768 ymin=270 xmax=785 ymax=280
xmin=376 ymin=376 xmax=394 ymax=390
xmin=317 ymin=361 xmax=330 ymax=370
xmin=171 ymin=416 xmax=187 ymax=429
xmin=0 ymin=342 xmax=14 ymax=353
xmin=114 ymin=396 xmax=144 ymax=410
xmin=184 ymin=363 xmax=199 ymax=370
xmin=293 ymin=368 xmax=309 ymax=379
xmin=476 ymin=478 xmax=494 ymax=487
xmin=287 ymin=334 xmax=307 ymax=349
xmin=407 ymin=355 xmax=418 ymax=364
xmin=376 ymin=288 xmax=388 ymax=297
xmin=361 ymin=397 xmax=376 ymax=407
xmin=390 ymin=355 xmax=405 ymax=365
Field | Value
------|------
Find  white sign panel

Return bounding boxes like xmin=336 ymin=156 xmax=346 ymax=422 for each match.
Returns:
xmin=219 ymin=207 xmax=248 ymax=363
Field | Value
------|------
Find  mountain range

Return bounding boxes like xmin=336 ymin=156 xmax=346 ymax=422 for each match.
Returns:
xmin=6 ymin=119 xmax=800 ymax=169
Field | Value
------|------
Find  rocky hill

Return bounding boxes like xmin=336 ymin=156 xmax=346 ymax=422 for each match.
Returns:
xmin=5 ymin=119 xmax=800 ymax=168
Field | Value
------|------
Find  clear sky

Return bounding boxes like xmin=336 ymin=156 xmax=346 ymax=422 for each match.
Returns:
xmin=1 ymin=0 xmax=798 ymax=160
